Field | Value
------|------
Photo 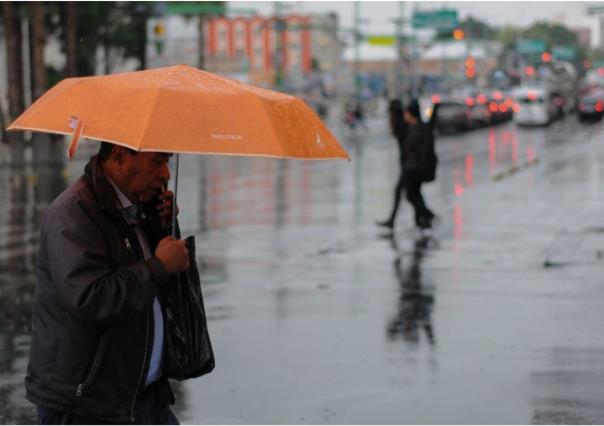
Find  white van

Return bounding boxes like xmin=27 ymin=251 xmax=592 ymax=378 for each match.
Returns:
xmin=512 ymin=87 xmax=557 ymax=126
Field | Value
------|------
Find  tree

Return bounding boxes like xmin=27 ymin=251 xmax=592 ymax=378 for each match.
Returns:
xmin=30 ymin=2 xmax=63 ymax=165
xmin=2 ymin=2 xmax=25 ymax=164
xmin=497 ymin=25 xmax=522 ymax=50
xmin=30 ymin=2 xmax=47 ymax=100
xmin=461 ymin=16 xmax=496 ymax=40
xmin=63 ymin=2 xmax=77 ymax=76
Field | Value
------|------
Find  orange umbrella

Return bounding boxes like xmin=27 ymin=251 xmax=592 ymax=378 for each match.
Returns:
xmin=8 ymin=64 xmax=348 ymax=161
xmin=8 ymin=64 xmax=349 ymax=234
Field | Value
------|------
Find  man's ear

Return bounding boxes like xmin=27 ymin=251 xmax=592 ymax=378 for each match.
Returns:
xmin=111 ymin=146 xmax=129 ymax=166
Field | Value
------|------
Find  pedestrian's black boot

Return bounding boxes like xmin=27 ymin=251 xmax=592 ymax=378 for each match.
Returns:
xmin=376 ymin=219 xmax=394 ymax=229
xmin=418 ymin=215 xmax=431 ymax=230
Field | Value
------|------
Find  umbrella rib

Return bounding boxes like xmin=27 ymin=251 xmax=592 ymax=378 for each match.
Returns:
xmin=135 ymin=70 xmax=179 ymax=151
xmin=254 ymin=95 xmax=287 ymax=159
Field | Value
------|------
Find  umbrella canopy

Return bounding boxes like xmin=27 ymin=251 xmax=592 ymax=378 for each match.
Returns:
xmin=8 ymin=64 xmax=348 ymax=161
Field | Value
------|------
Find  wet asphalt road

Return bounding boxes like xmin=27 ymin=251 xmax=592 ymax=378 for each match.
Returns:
xmin=1 ymin=103 xmax=604 ymax=424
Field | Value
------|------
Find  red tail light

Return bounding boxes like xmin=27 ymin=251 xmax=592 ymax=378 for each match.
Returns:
xmin=499 ymin=104 xmax=508 ymax=113
xmin=489 ymin=102 xmax=498 ymax=113
xmin=596 ymin=101 xmax=603 ymax=113
xmin=431 ymin=94 xmax=441 ymax=104
xmin=477 ymin=94 xmax=487 ymax=104
xmin=465 ymin=97 xmax=475 ymax=107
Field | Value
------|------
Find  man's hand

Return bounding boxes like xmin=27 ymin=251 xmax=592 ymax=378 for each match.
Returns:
xmin=155 ymin=236 xmax=189 ymax=274
xmin=156 ymin=190 xmax=179 ymax=230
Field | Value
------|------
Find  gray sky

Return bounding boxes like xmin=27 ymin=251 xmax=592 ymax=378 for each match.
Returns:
xmin=231 ymin=1 xmax=601 ymax=46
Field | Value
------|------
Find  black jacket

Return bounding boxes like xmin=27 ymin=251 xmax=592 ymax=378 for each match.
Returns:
xmin=26 ymin=155 xmax=172 ymax=423
xmin=403 ymin=121 xmax=430 ymax=173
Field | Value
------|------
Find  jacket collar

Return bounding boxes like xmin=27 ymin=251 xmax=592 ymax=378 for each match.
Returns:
xmin=83 ymin=155 xmax=122 ymax=218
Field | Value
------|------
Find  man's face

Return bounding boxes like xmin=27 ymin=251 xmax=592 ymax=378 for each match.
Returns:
xmin=404 ymin=110 xmax=414 ymax=124
xmin=120 ymin=151 xmax=171 ymax=203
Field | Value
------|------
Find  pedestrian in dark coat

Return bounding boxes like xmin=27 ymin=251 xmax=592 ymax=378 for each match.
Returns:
xmin=26 ymin=143 xmax=190 ymax=424
xmin=403 ymin=100 xmax=436 ymax=229
xmin=377 ymin=99 xmax=409 ymax=229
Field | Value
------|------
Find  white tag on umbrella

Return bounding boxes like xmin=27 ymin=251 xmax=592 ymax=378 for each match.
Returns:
xmin=67 ymin=116 xmax=84 ymax=160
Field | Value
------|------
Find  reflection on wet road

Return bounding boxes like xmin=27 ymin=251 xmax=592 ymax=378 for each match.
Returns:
xmin=386 ymin=235 xmax=436 ymax=346
xmin=1 ymin=109 xmax=604 ymax=423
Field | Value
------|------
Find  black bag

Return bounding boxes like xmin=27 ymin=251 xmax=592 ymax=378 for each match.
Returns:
xmin=160 ymin=236 xmax=215 ymax=380
xmin=422 ymin=130 xmax=438 ymax=183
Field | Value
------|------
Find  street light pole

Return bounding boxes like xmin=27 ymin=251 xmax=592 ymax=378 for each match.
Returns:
xmin=354 ymin=2 xmax=361 ymax=101
xmin=394 ymin=1 xmax=404 ymax=100
xmin=273 ymin=1 xmax=286 ymax=90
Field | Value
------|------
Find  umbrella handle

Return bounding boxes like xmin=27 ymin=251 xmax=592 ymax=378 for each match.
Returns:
xmin=172 ymin=154 xmax=179 ymax=238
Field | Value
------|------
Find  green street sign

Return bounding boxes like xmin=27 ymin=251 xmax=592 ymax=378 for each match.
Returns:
xmin=412 ymin=9 xmax=458 ymax=30
xmin=167 ymin=2 xmax=225 ymax=15
xmin=517 ymin=39 xmax=546 ymax=55
xmin=552 ymin=45 xmax=576 ymax=60
xmin=366 ymin=35 xmax=396 ymax=46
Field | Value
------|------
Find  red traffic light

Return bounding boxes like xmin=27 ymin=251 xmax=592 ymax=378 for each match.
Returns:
xmin=541 ymin=52 xmax=552 ymax=62
xmin=453 ymin=29 xmax=465 ymax=41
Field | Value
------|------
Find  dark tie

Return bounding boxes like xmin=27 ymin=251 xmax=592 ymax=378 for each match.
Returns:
xmin=122 ymin=204 xmax=144 ymax=226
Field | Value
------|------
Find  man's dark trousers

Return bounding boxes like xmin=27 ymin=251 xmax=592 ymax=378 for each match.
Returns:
xmin=36 ymin=380 xmax=179 ymax=425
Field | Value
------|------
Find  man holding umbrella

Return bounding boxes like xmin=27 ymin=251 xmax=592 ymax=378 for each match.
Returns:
xmin=26 ymin=142 xmax=189 ymax=424
xmin=8 ymin=64 xmax=349 ymax=424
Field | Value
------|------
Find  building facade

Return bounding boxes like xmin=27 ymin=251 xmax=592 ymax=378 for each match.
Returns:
xmin=147 ymin=12 xmax=342 ymax=91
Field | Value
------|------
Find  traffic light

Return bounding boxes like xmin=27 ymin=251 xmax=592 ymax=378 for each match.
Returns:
xmin=453 ymin=28 xmax=465 ymax=41
xmin=154 ymin=23 xmax=165 ymax=37
xmin=541 ymin=51 xmax=551 ymax=62
xmin=153 ymin=22 xmax=165 ymax=55
xmin=465 ymin=56 xmax=476 ymax=79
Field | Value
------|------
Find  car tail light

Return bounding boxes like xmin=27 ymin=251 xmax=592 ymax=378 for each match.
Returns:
xmin=465 ymin=97 xmax=475 ymax=107
xmin=489 ymin=102 xmax=498 ymax=113
xmin=499 ymin=104 xmax=508 ymax=113
xmin=477 ymin=94 xmax=487 ymax=104
xmin=493 ymin=91 xmax=503 ymax=100
xmin=596 ymin=101 xmax=603 ymax=113
xmin=431 ymin=94 xmax=441 ymax=104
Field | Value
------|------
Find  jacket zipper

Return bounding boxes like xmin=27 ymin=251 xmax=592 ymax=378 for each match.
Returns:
xmin=130 ymin=309 xmax=152 ymax=422
xmin=76 ymin=336 xmax=107 ymax=396
xmin=124 ymin=224 xmax=153 ymax=421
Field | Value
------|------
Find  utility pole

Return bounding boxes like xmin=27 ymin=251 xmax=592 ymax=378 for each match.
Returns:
xmin=411 ymin=2 xmax=419 ymax=98
xmin=273 ymin=1 xmax=287 ymax=90
xmin=354 ymin=2 xmax=361 ymax=100
xmin=394 ymin=1 xmax=404 ymax=100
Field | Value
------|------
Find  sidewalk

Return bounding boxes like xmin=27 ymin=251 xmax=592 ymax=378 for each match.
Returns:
xmin=178 ymin=121 xmax=604 ymax=424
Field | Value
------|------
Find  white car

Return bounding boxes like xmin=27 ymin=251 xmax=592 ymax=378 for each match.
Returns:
xmin=513 ymin=87 xmax=557 ymax=126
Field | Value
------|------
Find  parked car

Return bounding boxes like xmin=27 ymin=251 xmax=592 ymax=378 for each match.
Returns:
xmin=433 ymin=97 xmax=471 ymax=133
xmin=577 ymin=89 xmax=604 ymax=122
